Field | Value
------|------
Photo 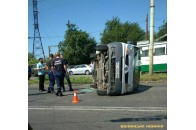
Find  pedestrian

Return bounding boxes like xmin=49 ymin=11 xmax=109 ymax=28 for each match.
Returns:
xmin=89 ymin=61 xmax=94 ymax=75
xmin=46 ymin=54 xmax=56 ymax=94
xmin=37 ymin=58 xmax=46 ymax=91
xmin=51 ymin=52 xmax=67 ymax=96
xmin=90 ymin=61 xmax=95 ymax=83
xmin=28 ymin=64 xmax=32 ymax=80
xmin=60 ymin=54 xmax=74 ymax=91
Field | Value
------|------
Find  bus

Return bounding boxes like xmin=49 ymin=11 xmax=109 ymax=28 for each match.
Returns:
xmin=137 ymin=41 xmax=167 ymax=73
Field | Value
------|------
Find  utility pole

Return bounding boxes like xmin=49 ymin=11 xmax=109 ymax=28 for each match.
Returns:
xmin=48 ymin=45 xmax=59 ymax=56
xmin=149 ymin=0 xmax=155 ymax=75
xmin=48 ymin=46 xmax=51 ymax=56
xmin=146 ymin=13 xmax=148 ymax=40
xmin=32 ymin=0 xmax=45 ymax=59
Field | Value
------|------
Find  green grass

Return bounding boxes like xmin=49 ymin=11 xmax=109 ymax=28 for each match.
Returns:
xmin=68 ymin=75 xmax=93 ymax=84
xmin=140 ymin=73 xmax=167 ymax=81
xmin=28 ymin=77 xmax=40 ymax=86
xmin=28 ymin=75 xmax=94 ymax=85
xmin=28 ymin=73 xmax=167 ymax=85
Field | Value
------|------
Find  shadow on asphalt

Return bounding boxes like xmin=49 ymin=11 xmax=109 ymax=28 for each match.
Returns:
xmin=131 ymin=84 xmax=152 ymax=94
xmin=66 ymin=91 xmax=86 ymax=96
xmin=120 ymin=84 xmax=152 ymax=96
xmin=28 ymin=89 xmax=87 ymax=96
xmin=28 ymin=93 xmax=48 ymax=96
xmin=110 ymin=115 xmax=167 ymax=122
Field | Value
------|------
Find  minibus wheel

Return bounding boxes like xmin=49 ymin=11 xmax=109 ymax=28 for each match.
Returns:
xmin=95 ymin=45 xmax=108 ymax=51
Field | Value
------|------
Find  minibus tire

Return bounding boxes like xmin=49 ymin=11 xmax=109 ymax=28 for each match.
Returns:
xmin=96 ymin=45 xmax=108 ymax=51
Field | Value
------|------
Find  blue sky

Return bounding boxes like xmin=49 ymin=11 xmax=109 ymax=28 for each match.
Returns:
xmin=28 ymin=0 xmax=167 ymax=57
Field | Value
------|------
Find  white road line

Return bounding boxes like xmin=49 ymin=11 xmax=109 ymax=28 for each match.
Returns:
xmin=28 ymin=106 xmax=167 ymax=112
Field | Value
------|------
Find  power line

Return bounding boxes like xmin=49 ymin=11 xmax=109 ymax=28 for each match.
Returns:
xmin=40 ymin=0 xmax=79 ymax=12
xmin=41 ymin=36 xmax=64 ymax=38
xmin=28 ymin=30 xmax=102 ymax=39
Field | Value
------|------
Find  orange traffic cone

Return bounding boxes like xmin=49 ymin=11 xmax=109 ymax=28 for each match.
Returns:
xmin=72 ymin=90 xmax=79 ymax=103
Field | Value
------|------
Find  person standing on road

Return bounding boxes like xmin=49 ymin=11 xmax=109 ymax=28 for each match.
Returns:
xmin=90 ymin=61 xmax=94 ymax=75
xmin=46 ymin=54 xmax=56 ymax=94
xmin=28 ymin=64 xmax=32 ymax=80
xmin=37 ymin=58 xmax=46 ymax=91
xmin=90 ymin=61 xmax=95 ymax=83
xmin=60 ymin=54 xmax=74 ymax=92
xmin=51 ymin=52 xmax=67 ymax=96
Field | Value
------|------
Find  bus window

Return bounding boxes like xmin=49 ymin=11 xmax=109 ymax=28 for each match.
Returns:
xmin=154 ymin=47 xmax=165 ymax=56
xmin=141 ymin=50 xmax=149 ymax=57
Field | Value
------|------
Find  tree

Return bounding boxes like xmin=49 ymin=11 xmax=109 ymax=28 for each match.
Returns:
xmin=59 ymin=22 xmax=97 ymax=65
xmin=28 ymin=52 xmax=35 ymax=59
xmin=101 ymin=17 xmax=145 ymax=44
xmin=28 ymin=52 xmax=37 ymax=65
xmin=101 ymin=17 xmax=123 ymax=44
xmin=155 ymin=21 xmax=167 ymax=41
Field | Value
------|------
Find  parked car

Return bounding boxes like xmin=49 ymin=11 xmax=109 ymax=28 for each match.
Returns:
xmin=67 ymin=65 xmax=75 ymax=69
xmin=68 ymin=64 xmax=91 ymax=75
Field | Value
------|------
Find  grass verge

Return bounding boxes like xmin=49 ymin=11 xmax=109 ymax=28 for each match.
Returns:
xmin=28 ymin=73 xmax=167 ymax=85
xmin=140 ymin=73 xmax=167 ymax=81
xmin=28 ymin=75 xmax=93 ymax=85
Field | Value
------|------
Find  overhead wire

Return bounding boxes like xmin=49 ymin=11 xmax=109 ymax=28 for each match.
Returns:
xmin=39 ymin=0 xmax=79 ymax=13
xmin=29 ymin=30 xmax=102 ymax=39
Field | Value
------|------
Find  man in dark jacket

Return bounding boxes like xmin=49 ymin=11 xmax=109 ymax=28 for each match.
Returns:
xmin=60 ymin=54 xmax=74 ymax=91
xmin=51 ymin=52 xmax=67 ymax=96
xmin=46 ymin=54 xmax=56 ymax=94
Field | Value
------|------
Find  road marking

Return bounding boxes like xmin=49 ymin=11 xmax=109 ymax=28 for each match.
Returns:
xmin=28 ymin=106 xmax=166 ymax=112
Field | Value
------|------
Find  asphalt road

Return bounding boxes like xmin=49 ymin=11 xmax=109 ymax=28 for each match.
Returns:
xmin=28 ymin=82 xmax=167 ymax=130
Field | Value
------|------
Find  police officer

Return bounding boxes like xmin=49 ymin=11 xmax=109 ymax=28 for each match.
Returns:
xmin=60 ymin=54 xmax=74 ymax=92
xmin=64 ymin=70 xmax=74 ymax=91
xmin=46 ymin=54 xmax=55 ymax=94
xmin=51 ymin=52 xmax=67 ymax=96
